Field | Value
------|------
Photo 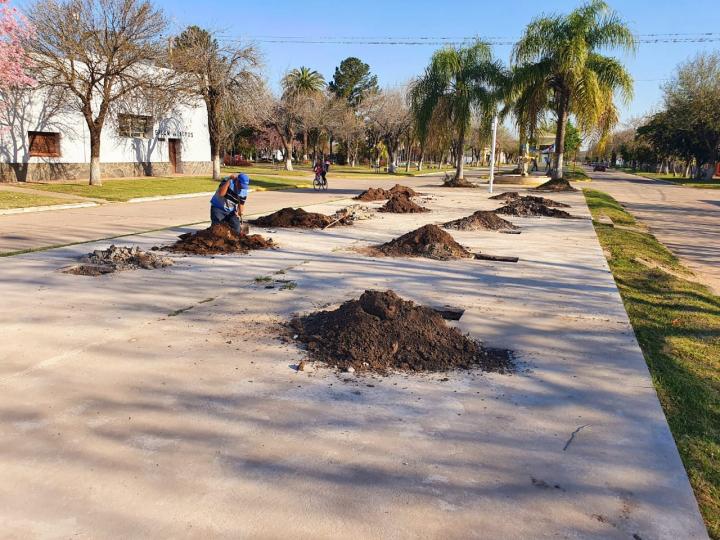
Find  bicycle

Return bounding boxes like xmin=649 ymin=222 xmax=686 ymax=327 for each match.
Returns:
xmin=313 ymin=173 xmax=328 ymax=190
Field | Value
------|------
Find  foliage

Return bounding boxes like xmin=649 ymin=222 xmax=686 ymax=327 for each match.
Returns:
xmin=564 ymin=120 xmax=582 ymax=154
xmin=281 ymin=67 xmax=325 ymax=99
xmin=586 ymin=188 xmax=720 ymax=538
xmin=328 ymin=57 xmax=378 ymax=107
xmin=513 ymin=0 xmax=635 ymax=179
xmin=172 ymin=25 xmax=263 ymax=179
xmin=0 ymin=0 xmax=34 ymax=88
xmin=410 ymin=40 xmax=507 ymax=180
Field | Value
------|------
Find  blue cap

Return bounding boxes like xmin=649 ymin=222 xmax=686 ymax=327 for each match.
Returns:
xmin=239 ymin=173 xmax=250 ymax=187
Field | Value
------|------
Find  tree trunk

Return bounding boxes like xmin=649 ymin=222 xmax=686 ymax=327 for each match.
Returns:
xmin=455 ymin=125 xmax=466 ymax=180
xmin=89 ymin=129 xmax=102 ymax=186
xmin=212 ymin=154 xmax=221 ymax=179
xmin=386 ymin=141 xmax=396 ymax=173
xmin=552 ymin=94 xmax=569 ymax=180
xmin=303 ymin=131 xmax=308 ymax=162
xmin=418 ymin=149 xmax=424 ymax=171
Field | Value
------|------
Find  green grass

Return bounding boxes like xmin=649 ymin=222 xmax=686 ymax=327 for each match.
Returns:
xmin=19 ymin=175 xmax=311 ymax=202
xmin=564 ymin=168 xmax=590 ymax=181
xmin=585 ymin=188 xmax=720 ymax=538
xmin=0 ymin=191 xmax=81 ymax=210
xmin=620 ymin=169 xmax=720 ymax=189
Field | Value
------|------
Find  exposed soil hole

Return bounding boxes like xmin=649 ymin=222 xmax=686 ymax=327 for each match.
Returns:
xmin=370 ymin=224 xmax=473 ymax=260
xmin=251 ymin=207 xmax=349 ymax=228
xmin=378 ymin=193 xmax=430 ymax=213
xmin=495 ymin=200 xmax=576 ymax=218
xmin=354 ymin=184 xmax=419 ymax=201
xmin=489 ymin=192 xmax=570 ymax=208
xmin=325 ymin=205 xmax=375 ymax=228
xmin=533 ymin=178 xmax=577 ymax=192
xmin=164 ymin=224 xmax=275 ymax=255
xmin=289 ymin=289 xmax=514 ymax=374
xmin=443 ymin=211 xmax=518 ymax=231
xmin=63 ymin=245 xmax=173 ymax=275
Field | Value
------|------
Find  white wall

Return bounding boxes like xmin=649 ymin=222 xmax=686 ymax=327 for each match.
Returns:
xmin=0 ymin=86 xmax=211 ymax=166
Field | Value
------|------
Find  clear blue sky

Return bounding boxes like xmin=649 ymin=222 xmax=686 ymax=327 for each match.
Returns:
xmin=27 ymin=0 xmax=720 ymax=124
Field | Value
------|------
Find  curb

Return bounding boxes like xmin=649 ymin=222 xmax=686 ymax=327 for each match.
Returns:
xmin=0 ymin=202 xmax=98 ymax=216
xmin=128 ymin=192 xmax=217 ymax=203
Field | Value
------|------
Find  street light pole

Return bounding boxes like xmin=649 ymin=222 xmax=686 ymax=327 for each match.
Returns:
xmin=488 ymin=114 xmax=498 ymax=194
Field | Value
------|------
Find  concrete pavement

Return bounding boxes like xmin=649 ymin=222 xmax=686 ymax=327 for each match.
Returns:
xmin=0 ymin=177 xmax=429 ymax=254
xmin=588 ymin=168 xmax=720 ymax=294
xmin=0 ymin=183 xmax=707 ymax=538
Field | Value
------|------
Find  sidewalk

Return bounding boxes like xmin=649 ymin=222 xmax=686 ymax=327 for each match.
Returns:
xmin=0 ymin=177 xmax=436 ymax=255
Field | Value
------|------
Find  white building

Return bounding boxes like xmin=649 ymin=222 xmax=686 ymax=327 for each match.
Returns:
xmin=0 ymin=86 xmax=212 ymax=182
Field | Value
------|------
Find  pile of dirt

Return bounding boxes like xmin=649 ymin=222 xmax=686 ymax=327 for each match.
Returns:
xmin=443 ymin=211 xmax=519 ymax=231
xmin=495 ymin=200 xmax=574 ymax=218
xmin=372 ymin=224 xmax=472 ymax=260
xmin=354 ymin=184 xmax=418 ymax=202
xmin=489 ymin=191 xmax=570 ymax=208
xmin=165 ymin=224 xmax=275 ymax=255
xmin=355 ymin=187 xmax=390 ymax=201
xmin=378 ymin=193 xmax=429 ymax=213
xmin=251 ymin=207 xmax=343 ymax=228
xmin=332 ymin=204 xmax=375 ymax=223
xmin=290 ymin=289 xmax=514 ymax=374
xmin=64 ymin=245 xmax=173 ymax=275
xmin=533 ymin=178 xmax=577 ymax=192
xmin=442 ymin=175 xmax=478 ymax=188
xmin=388 ymin=184 xmax=419 ymax=197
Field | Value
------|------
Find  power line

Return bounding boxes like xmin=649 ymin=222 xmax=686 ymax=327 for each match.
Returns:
xmin=218 ymin=32 xmax=720 ymax=46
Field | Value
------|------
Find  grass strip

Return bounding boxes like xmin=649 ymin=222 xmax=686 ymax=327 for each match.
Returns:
xmin=585 ymin=188 xmax=719 ymax=538
xmin=0 ymin=191 xmax=81 ymax=209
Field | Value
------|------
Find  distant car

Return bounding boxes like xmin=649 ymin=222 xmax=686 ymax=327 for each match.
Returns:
xmin=593 ymin=164 xmax=607 ymax=172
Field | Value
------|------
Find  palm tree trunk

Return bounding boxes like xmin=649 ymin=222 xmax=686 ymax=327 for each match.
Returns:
xmin=552 ymin=96 xmax=569 ymax=180
xmin=456 ymin=125 xmax=466 ymax=180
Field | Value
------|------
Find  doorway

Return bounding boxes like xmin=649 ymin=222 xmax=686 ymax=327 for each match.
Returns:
xmin=168 ymin=139 xmax=181 ymax=174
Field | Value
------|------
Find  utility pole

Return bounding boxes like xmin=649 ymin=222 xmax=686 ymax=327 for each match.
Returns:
xmin=488 ymin=114 xmax=498 ymax=194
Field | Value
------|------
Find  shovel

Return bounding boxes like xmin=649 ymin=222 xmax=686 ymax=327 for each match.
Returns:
xmin=239 ymin=216 xmax=250 ymax=235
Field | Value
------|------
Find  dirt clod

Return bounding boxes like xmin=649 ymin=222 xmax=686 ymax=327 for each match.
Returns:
xmin=64 ymin=245 xmax=173 ymax=275
xmin=372 ymin=224 xmax=473 ymax=260
xmin=443 ymin=211 xmax=518 ymax=231
xmin=533 ymin=178 xmax=577 ymax=192
xmin=378 ymin=193 xmax=429 ymax=213
xmin=290 ymin=289 xmax=514 ymax=374
xmin=165 ymin=223 xmax=275 ymax=255
xmin=490 ymin=191 xmax=570 ymax=207
xmin=442 ymin=175 xmax=478 ymax=188
xmin=388 ymin=184 xmax=418 ymax=197
xmin=251 ymin=207 xmax=345 ymax=228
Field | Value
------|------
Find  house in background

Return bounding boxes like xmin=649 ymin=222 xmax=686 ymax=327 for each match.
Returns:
xmin=0 ymin=86 xmax=211 ymax=183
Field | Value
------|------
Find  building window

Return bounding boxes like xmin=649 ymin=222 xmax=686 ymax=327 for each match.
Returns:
xmin=28 ymin=132 xmax=61 ymax=157
xmin=118 ymin=114 xmax=153 ymax=138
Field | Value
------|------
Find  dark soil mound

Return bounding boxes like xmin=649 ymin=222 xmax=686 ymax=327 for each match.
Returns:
xmin=387 ymin=184 xmax=419 ymax=197
xmin=534 ymin=178 xmax=577 ymax=192
xmin=374 ymin=224 xmax=472 ymax=260
xmin=495 ymin=200 xmax=574 ymax=218
xmin=489 ymin=191 xmax=569 ymax=208
xmin=165 ymin=224 xmax=275 ymax=255
xmin=355 ymin=184 xmax=420 ymax=202
xmin=378 ymin=193 xmax=429 ymax=213
xmin=443 ymin=211 xmax=518 ymax=231
xmin=489 ymin=191 xmax=521 ymax=201
xmin=251 ymin=207 xmax=337 ymax=228
xmin=442 ymin=176 xmax=478 ymax=188
xmin=290 ymin=289 xmax=514 ymax=374
xmin=355 ymin=187 xmax=389 ymax=201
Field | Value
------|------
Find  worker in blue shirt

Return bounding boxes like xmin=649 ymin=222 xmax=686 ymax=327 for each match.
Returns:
xmin=210 ymin=173 xmax=250 ymax=233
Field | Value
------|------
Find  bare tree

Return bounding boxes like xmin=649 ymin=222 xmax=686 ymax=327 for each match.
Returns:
xmin=171 ymin=25 xmax=262 ymax=179
xmin=363 ymin=89 xmax=412 ymax=173
xmin=24 ymin=0 xmax=177 ymax=185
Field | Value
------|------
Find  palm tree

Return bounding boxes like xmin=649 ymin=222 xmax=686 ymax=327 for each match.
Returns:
xmin=410 ymin=41 xmax=507 ymax=186
xmin=281 ymin=67 xmax=325 ymax=162
xmin=508 ymin=65 xmax=550 ymax=176
xmin=513 ymin=0 xmax=635 ymax=184
xmin=281 ymin=66 xmax=325 ymax=99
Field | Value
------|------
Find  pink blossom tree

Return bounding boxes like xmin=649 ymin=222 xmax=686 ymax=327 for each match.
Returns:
xmin=0 ymin=0 xmax=34 ymax=88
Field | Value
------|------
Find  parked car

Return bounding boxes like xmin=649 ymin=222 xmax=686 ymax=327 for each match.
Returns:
xmin=593 ymin=164 xmax=607 ymax=172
